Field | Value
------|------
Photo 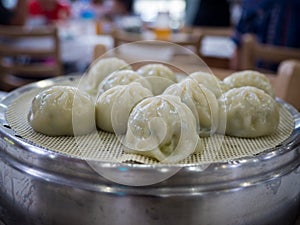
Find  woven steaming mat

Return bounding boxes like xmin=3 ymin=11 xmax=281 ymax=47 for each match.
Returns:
xmin=5 ymin=87 xmax=294 ymax=165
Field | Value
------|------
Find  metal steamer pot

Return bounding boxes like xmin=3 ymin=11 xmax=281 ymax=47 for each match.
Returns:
xmin=1 ymin=77 xmax=300 ymax=225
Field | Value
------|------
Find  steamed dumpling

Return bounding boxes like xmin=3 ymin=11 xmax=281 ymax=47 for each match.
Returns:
xmin=95 ymin=82 xmax=153 ymax=134
xmin=124 ymin=95 xmax=202 ymax=163
xmin=163 ymin=78 xmax=219 ymax=136
xmin=219 ymin=86 xmax=279 ymax=138
xmin=137 ymin=63 xmax=177 ymax=95
xmin=98 ymin=70 xmax=152 ymax=94
xmin=83 ymin=57 xmax=132 ymax=96
xmin=28 ymin=86 xmax=95 ymax=136
xmin=190 ymin=71 xmax=229 ymax=98
xmin=223 ymin=70 xmax=275 ymax=98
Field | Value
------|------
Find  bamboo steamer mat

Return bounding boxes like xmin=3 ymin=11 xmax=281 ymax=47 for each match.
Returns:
xmin=5 ymin=84 xmax=294 ymax=165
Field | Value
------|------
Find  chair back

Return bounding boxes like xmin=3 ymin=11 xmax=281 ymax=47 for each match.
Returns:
xmin=240 ymin=33 xmax=300 ymax=72
xmin=274 ymin=60 xmax=300 ymax=111
xmin=0 ymin=25 xmax=62 ymax=91
xmin=93 ymin=43 xmax=107 ymax=60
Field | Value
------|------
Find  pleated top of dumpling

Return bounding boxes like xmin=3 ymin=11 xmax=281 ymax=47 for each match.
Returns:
xmin=97 ymin=69 xmax=152 ymax=95
xmin=163 ymin=78 xmax=219 ymax=137
xmin=137 ymin=63 xmax=177 ymax=95
xmin=82 ymin=57 xmax=132 ymax=96
xmin=223 ymin=70 xmax=275 ymax=98
xmin=95 ymin=82 xmax=153 ymax=134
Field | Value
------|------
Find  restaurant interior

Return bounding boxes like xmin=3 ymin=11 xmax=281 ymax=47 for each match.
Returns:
xmin=0 ymin=0 xmax=300 ymax=110
xmin=1 ymin=0 xmax=300 ymax=225
xmin=0 ymin=0 xmax=299 ymax=111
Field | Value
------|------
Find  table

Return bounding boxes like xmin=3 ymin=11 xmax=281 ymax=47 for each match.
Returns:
xmin=10 ymin=31 xmax=113 ymax=73
xmin=112 ymin=28 xmax=235 ymax=69
xmin=5 ymin=21 xmax=237 ymax=76
xmin=113 ymin=29 xmax=201 ymax=52
xmin=60 ymin=34 xmax=113 ymax=72
xmin=11 ymin=20 xmax=237 ymax=74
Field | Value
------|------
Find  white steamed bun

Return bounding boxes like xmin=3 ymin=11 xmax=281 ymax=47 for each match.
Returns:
xmin=28 ymin=86 xmax=95 ymax=136
xmin=219 ymin=86 xmax=279 ymax=138
xmin=137 ymin=63 xmax=177 ymax=95
xmin=124 ymin=95 xmax=202 ymax=163
xmin=83 ymin=57 xmax=132 ymax=96
xmin=98 ymin=69 xmax=152 ymax=95
xmin=95 ymin=82 xmax=153 ymax=134
xmin=163 ymin=78 xmax=219 ymax=137
xmin=189 ymin=71 xmax=229 ymax=98
xmin=223 ymin=70 xmax=275 ymax=98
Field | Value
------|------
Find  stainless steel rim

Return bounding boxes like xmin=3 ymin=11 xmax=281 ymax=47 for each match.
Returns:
xmin=0 ymin=75 xmax=300 ymax=193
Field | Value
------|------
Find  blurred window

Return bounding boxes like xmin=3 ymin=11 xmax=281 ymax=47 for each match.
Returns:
xmin=134 ymin=0 xmax=185 ymax=23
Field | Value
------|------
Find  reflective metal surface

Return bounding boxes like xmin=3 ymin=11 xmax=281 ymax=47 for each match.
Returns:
xmin=1 ymin=76 xmax=300 ymax=225
xmin=0 ymin=92 xmax=6 ymax=101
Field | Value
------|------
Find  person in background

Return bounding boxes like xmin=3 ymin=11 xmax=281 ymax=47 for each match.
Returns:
xmin=28 ymin=0 xmax=71 ymax=24
xmin=102 ymin=0 xmax=134 ymax=20
xmin=185 ymin=0 xmax=231 ymax=27
xmin=231 ymin=0 xmax=300 ymax=71
xmin=0 ymin=0 xmax=28 ymax=25
xmin=115 ymin=0 xmax=134 ymax=15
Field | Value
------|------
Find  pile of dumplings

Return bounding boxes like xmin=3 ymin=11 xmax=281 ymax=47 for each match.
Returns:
xmin=28 ymin=57 xmax=280 ymax=163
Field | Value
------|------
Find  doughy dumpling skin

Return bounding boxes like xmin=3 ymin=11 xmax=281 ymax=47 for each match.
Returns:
xmin=223 ymin=70 xmax=275 ymax=98
xmin=163 ymin=79 xmax=219 ymax=137
xmin=83 ymin=57 xmax=132 ymax=96
xmin=190 ymin=71 xmax=229 ymax=98
xmin=95 ymin=82 xmax=153 ymax=134
xmin=219 ymin=86 xmax=279 ymax=138
xmin=98 ymin=69 xmax=152 ymax=94
xmin=28 ymin=86 xmax=95 ymax=136
xmin=137 ymin=63 xmax=177 ymax=95
xmin=124 ymin=95 xmax=202 ymax=163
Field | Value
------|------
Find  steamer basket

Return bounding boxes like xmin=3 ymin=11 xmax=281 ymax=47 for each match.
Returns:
xmin=1 ymin=76 xmax=300 ymax=225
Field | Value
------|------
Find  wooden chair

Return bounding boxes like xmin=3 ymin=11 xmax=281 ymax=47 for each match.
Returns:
xmin=240 ymin=33 xmax=300 ymax=71
xmin=0 ymin=25 xmax=62 ymax=91
xmin=111 ymin=28 xmax=202 ymax=57
xmin=239 ymin=34 xmax=300 ymax=110
xmin=110 ymin=27 xmax=235 ymax=70
xmin=93 ymin=43 xmax=107 ymax=61
xmin=113 ymin=28 xmax=202 ymax=49
xmin=93 ymin=43 xmax=207 ymax=74
xmin=274 ymin=60 xmax=300 ymax=111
